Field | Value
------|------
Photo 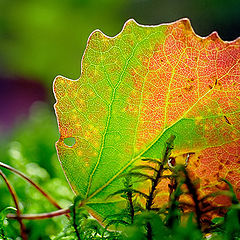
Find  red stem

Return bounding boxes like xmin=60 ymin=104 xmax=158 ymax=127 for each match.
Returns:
xmin=0 ymin=170 xmax=28 ymax=240
xmin=0 ymin=162 xmax=61 ymax=210
xmin=7 ymin=208 xmax=70 ymax=220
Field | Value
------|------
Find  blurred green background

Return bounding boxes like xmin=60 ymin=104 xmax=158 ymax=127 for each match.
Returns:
xmin=0 ymin=0 xmax=239 ymax=238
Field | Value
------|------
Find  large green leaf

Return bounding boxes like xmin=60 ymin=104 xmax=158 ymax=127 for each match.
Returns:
xmin=53 ymin=18 xmax=240 ymax=221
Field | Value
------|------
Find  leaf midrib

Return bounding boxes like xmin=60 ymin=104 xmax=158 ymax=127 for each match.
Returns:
xmin=85 ymin=31 xmax=160 ymax=198
xmin=85 ymin=30 xmax=240 ymax=202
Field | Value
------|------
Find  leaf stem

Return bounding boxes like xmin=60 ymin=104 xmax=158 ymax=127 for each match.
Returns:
xmin=0 ymin=162 xmax=61 ymax=210
xmin=0 ymin=169 xmax=27 ymax=240
xmin=7 ymin=208 xmax=70 ymax=220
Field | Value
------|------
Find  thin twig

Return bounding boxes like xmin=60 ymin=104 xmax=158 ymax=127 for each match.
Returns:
xmin=0 ymin=162 xmax=61 ymax=209
xmin=146 ymin=137 xmax=174 ymax=210
xmin=7 ymin=208 xmax=70 ymax=220
xmin=127 ymin=191 xmax=135 ymax=224
xmin=72 ymin=205 xmax=81 ymax=240
xmin=145 ymin=136 xmax=175 ymax=240
xmin=0 ymin=169 xmax=27 ymax=240
xmin=146 ymin=222 xmax=152 ymax=240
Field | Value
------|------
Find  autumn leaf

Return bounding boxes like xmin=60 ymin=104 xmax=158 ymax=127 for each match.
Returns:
xmin=53 ymin=18 xmax=240 ymax=221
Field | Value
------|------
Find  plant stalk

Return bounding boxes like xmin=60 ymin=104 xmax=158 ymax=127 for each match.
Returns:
xmin=7 ymin=208 xmax=70 ymax=220
xmin=182 ymin=168 xmax=202 ymax=229
xmin=0 ymin=169 xmax=27 ymax=240
xmin=145 ymin=136 xmax=175 ymax=240
xmin=0 ymin=162 xmax=61 ymax=210
xmin=127 ymin=190 xmax=135 ymax=224
xmin=72 ymin=205 xmax=81 ymax=240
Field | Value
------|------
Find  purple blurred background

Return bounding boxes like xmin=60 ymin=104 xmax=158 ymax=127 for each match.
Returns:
xmin=0 ymin=0 xmax=239 ymax=136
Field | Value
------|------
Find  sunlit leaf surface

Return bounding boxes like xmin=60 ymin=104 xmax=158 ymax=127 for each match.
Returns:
xmin=54 ymin=18 xmax=240 ymax=221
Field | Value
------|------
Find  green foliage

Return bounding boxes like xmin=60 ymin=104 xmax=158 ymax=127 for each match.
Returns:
xmin=86 ymin=137 xmax=238 ymax=240
xmin=0 ymin=207 xmax=16 ymax=240
xmin=0 ymin=103 xmax=73 ymax=239
xmin=52 ymin=196 xmax=123 ymax=240
xmin=209 ymin=180 xmax=240 ymax=240
xmin=104 ymin=168 xmax=240 ymax=240
xmin=1 ymin=108 xmax=240 ymax=239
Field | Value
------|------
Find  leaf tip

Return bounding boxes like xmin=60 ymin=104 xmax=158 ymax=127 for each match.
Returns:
xmin=172 ymin=18 xmax=192 ymax=31
xmin=53 ymin=75 xmax=63 ymax=90
xmin=53 ymin=75 xmax=69 ymax=94
xmin=178 ymin=18 xmax=191 ymax=27
xmin=209 ymin=31 xmax=220 ymax=40
xmin=125 ymin=18 xmax=138 ymax=26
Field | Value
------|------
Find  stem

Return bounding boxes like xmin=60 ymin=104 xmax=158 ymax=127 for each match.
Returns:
xmin=183 ymin=169 xmax=202 ymax=229
xmin=72 ymin=205 xmax=81 ymax=240
xmin=146 ymin=143 xmax=172 ymax=210
xmin=146 ymin=222 xmax=152 ymax=240
xmin=0 ymin=162 xmax=61 ymax=210
xmin=166 ymin=179 xmax=181 ymax=228
xmin=145 ymin=137 xmax=175 ymax=240
xmin=168 ymin=177 xmax=177 ymax=201
xmin=7 ymin=208 xmax=70 ymax=220
xmin=127 ymin=191 xmax=134 ymax=224
xmin=145 ymin=153 xmax=167 ymax=240
xmin=0 ymin=170 xmax=27 ymax=240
